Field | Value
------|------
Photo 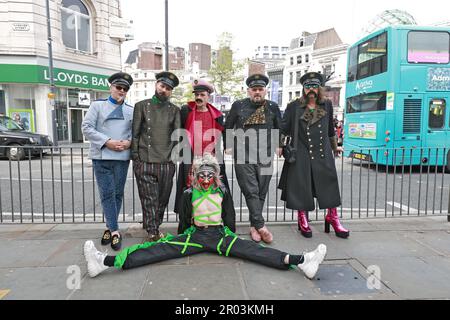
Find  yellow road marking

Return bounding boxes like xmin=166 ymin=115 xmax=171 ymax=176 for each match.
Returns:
xmin=0 ymin=290 xmax=10 ymax=299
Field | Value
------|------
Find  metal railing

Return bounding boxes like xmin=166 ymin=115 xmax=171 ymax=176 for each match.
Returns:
xmin=0 ymin=146 xmax=449 ymax=224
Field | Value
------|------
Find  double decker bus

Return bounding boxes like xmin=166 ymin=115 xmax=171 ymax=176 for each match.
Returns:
xmin=343 ymin=26 xmax=450 ymax=169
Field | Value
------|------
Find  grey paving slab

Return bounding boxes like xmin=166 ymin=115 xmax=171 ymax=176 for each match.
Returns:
xmin=357 ymin=256 xmax=450 ymax=299
xmin=238 ymin=261 xmax=320 ymax=300
xmin=1 ymin=216 xmax=450 ymax=300
xmin=69 ymin=266 xmax=149 ymax=300
xmin=340 ymin=231 xmax=438 ymax=259
xmin=140 ymin=264 xmax=247 ymax=300
xmin=30 ymin=229 xmax=110 ymax=240
xmin=406 ymin=231 xmax=450 ymax=256
xmin=366 ymin=216 xmax=450 ymax=232
xmin=0 ymin=231 xmax=26 ymax=240
xmin=0 ymin=239 xmax=66 ymax=268
xmin=42 ymin=238 xmax=86 ymax=267
xmin=0 ymin=224 xmax=32 ymax=232
xmin=0 ymin=266 xmax=80 ymax=300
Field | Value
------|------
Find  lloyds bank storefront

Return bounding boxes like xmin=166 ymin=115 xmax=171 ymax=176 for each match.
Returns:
xmin=0 ymin=60 xmax=114 ymax=143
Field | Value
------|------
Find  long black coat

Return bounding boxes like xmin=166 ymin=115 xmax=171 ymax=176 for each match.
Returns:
xmin=278 ymin=99 xmax=341 ymax=211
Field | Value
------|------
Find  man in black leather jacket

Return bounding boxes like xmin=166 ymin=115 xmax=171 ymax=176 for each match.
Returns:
xmin=224 ymin=74 xmax=283 ymax=244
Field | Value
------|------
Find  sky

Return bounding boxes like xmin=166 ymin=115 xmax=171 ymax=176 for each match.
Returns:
xmin=120 ymin=0 xmax=449 ymax=62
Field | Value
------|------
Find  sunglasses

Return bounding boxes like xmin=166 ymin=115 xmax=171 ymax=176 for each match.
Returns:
xmin=114 ymin=85 xmax=129 ymax=92
xmin=304 ymin=84 xmax=320 ymax=89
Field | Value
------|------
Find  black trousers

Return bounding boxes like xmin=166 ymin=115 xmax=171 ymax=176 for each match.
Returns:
xmin=133 ymin=160 xmax=176 ymax=234
xmin=119 ymin=226 xmax=289 ymax=271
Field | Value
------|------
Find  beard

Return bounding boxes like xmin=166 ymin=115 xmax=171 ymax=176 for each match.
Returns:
xmin=155 ymin=90 xmax=169 ymax=102
xmin=304 ymin=91 xmax=318 ymax=102
xmin=251 ymin=96 xmax=265 ymax=106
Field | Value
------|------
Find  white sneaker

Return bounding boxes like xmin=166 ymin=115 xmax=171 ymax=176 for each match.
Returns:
xmin=298 ymin=244 xmax=327 ymax=279
xmin=84 ymin=240 xmax=108 ymax=278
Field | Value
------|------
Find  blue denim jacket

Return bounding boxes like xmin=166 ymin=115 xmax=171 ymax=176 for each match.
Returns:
xmin=82 ymin=97 xmax=133 ymax=160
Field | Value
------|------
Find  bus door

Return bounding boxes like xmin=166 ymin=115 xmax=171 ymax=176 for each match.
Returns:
xmin=423 ymin=96 xmax=448 ymax=166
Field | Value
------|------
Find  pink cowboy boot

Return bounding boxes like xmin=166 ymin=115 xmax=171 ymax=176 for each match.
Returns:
xmin=325 ymin=208 xmax=350 ymax=238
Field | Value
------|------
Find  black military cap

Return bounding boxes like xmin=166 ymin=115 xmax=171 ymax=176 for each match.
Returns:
xmin=108 ymin=72 xmax=134 ymax=89
xmin=156 ymin=71 xmax=179 ymax=89
xmin=300 ymin=72 xmax=324 ymax=87
xmin=246 ymin=74 xmax=269 ymax=88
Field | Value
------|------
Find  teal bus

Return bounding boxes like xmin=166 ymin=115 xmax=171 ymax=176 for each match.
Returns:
xmin=343 ymin=26 xmax=450 ymax=169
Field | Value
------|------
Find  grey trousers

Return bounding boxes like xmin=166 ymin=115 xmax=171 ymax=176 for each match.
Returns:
xmin=234 ymin=163 xmax=273 ymax=229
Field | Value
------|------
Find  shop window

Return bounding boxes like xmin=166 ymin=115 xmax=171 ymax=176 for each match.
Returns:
xmin=61 ymin=0 xmax=92 ymax=52
xmin=7 ymin=85 xmax=36 ymax=132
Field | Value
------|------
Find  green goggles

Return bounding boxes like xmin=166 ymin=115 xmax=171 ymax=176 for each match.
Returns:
xmin=304 ymin=83 xmax=320 ymax=89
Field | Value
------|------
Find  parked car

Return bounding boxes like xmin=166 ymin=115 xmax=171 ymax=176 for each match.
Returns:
xmin=0 ymin=115 xmax=53 ymax=160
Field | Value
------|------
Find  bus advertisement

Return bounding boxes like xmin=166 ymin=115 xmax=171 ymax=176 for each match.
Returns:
xmin=343 ymin=26 xmax=450 ymax=169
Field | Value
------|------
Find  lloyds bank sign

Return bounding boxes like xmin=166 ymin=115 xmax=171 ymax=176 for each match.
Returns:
xmin=0 ymin=64 xmax=110 ymax=91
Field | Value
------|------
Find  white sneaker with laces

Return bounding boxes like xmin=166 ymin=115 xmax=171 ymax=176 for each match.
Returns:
xmin=298 ymin=244 xmax=327 ymax=279
xmin=84 ymin=240 xmax=108 ymax=278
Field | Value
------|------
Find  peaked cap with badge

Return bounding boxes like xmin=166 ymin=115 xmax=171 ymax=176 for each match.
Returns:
xmin=246 ymin=74 xmax=269 ymax=88
xmin=108 ymin=72 xmax=134 ymax=89
xmin=192 ymin=79 xmax=215 ymax=94
xmin=156 ymin=71 xmax=180 ymax=89
xmin=300 ymin=72 xmax=324 ymax=87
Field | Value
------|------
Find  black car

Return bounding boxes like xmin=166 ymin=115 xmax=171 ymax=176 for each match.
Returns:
xmin=0 ymin=116 xmax=53 ymax=160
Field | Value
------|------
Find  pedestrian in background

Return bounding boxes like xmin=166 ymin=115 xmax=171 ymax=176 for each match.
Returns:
xmin=81 ymin=72 xmax=134 ymax=251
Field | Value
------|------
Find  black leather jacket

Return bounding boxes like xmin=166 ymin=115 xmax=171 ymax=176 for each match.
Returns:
xmin=224 ymin=98 xmax=282 ymax=164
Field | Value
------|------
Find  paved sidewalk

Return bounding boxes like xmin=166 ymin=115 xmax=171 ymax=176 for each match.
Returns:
xmin=1 ymin=216 xmax=450 ymax=300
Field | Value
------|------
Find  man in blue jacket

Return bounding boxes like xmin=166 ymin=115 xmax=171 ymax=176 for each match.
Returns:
xmin=81 ymin=72 xmax=134 ymax=251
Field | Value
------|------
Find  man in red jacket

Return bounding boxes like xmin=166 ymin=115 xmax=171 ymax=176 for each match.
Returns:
xmin=174 ymin=79 xmax=230 ymax=215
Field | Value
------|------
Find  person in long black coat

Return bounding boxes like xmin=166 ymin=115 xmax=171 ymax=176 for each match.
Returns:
xmin=278 ymin=72 xmax=349 ymax=239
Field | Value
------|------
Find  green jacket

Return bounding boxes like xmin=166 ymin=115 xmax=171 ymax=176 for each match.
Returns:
xmin=131 ymin=96 xmax=181 ymax=163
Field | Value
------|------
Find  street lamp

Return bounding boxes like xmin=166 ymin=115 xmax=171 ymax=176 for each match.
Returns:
xmin=165 ymin=0 xmax=169 ymax=71
xmin=45 ymin=0 xmax=58 ymax=146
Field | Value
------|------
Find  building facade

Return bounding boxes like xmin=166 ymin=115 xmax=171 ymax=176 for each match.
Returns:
xmin=253 ymin=45 xmax=289 ymax=62
xmin=126 ymin=42 xmax=185 ymax=71
xmin=188 ymin=43 xmax=211 ymax=72
xmin=0 ymin=0 xmax=128 ymax=143
xmin=267 ymin=65 xmax=284 ymax=107
xmin=282 ymin=29 xmax=348 ymax=115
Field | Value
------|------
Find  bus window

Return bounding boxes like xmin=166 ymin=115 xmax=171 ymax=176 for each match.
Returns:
xmin=346 ymin=91 xmax=387 ymax=114
xmin=347 ymin=46 xmax=358 ymax=82
xmin=408 ymin=31 xmax=450 ymax=64
xmin=357 ymin=32 xmax=387 ymax=80
xmin=429 ymin=99 xmax=446 ymax=129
